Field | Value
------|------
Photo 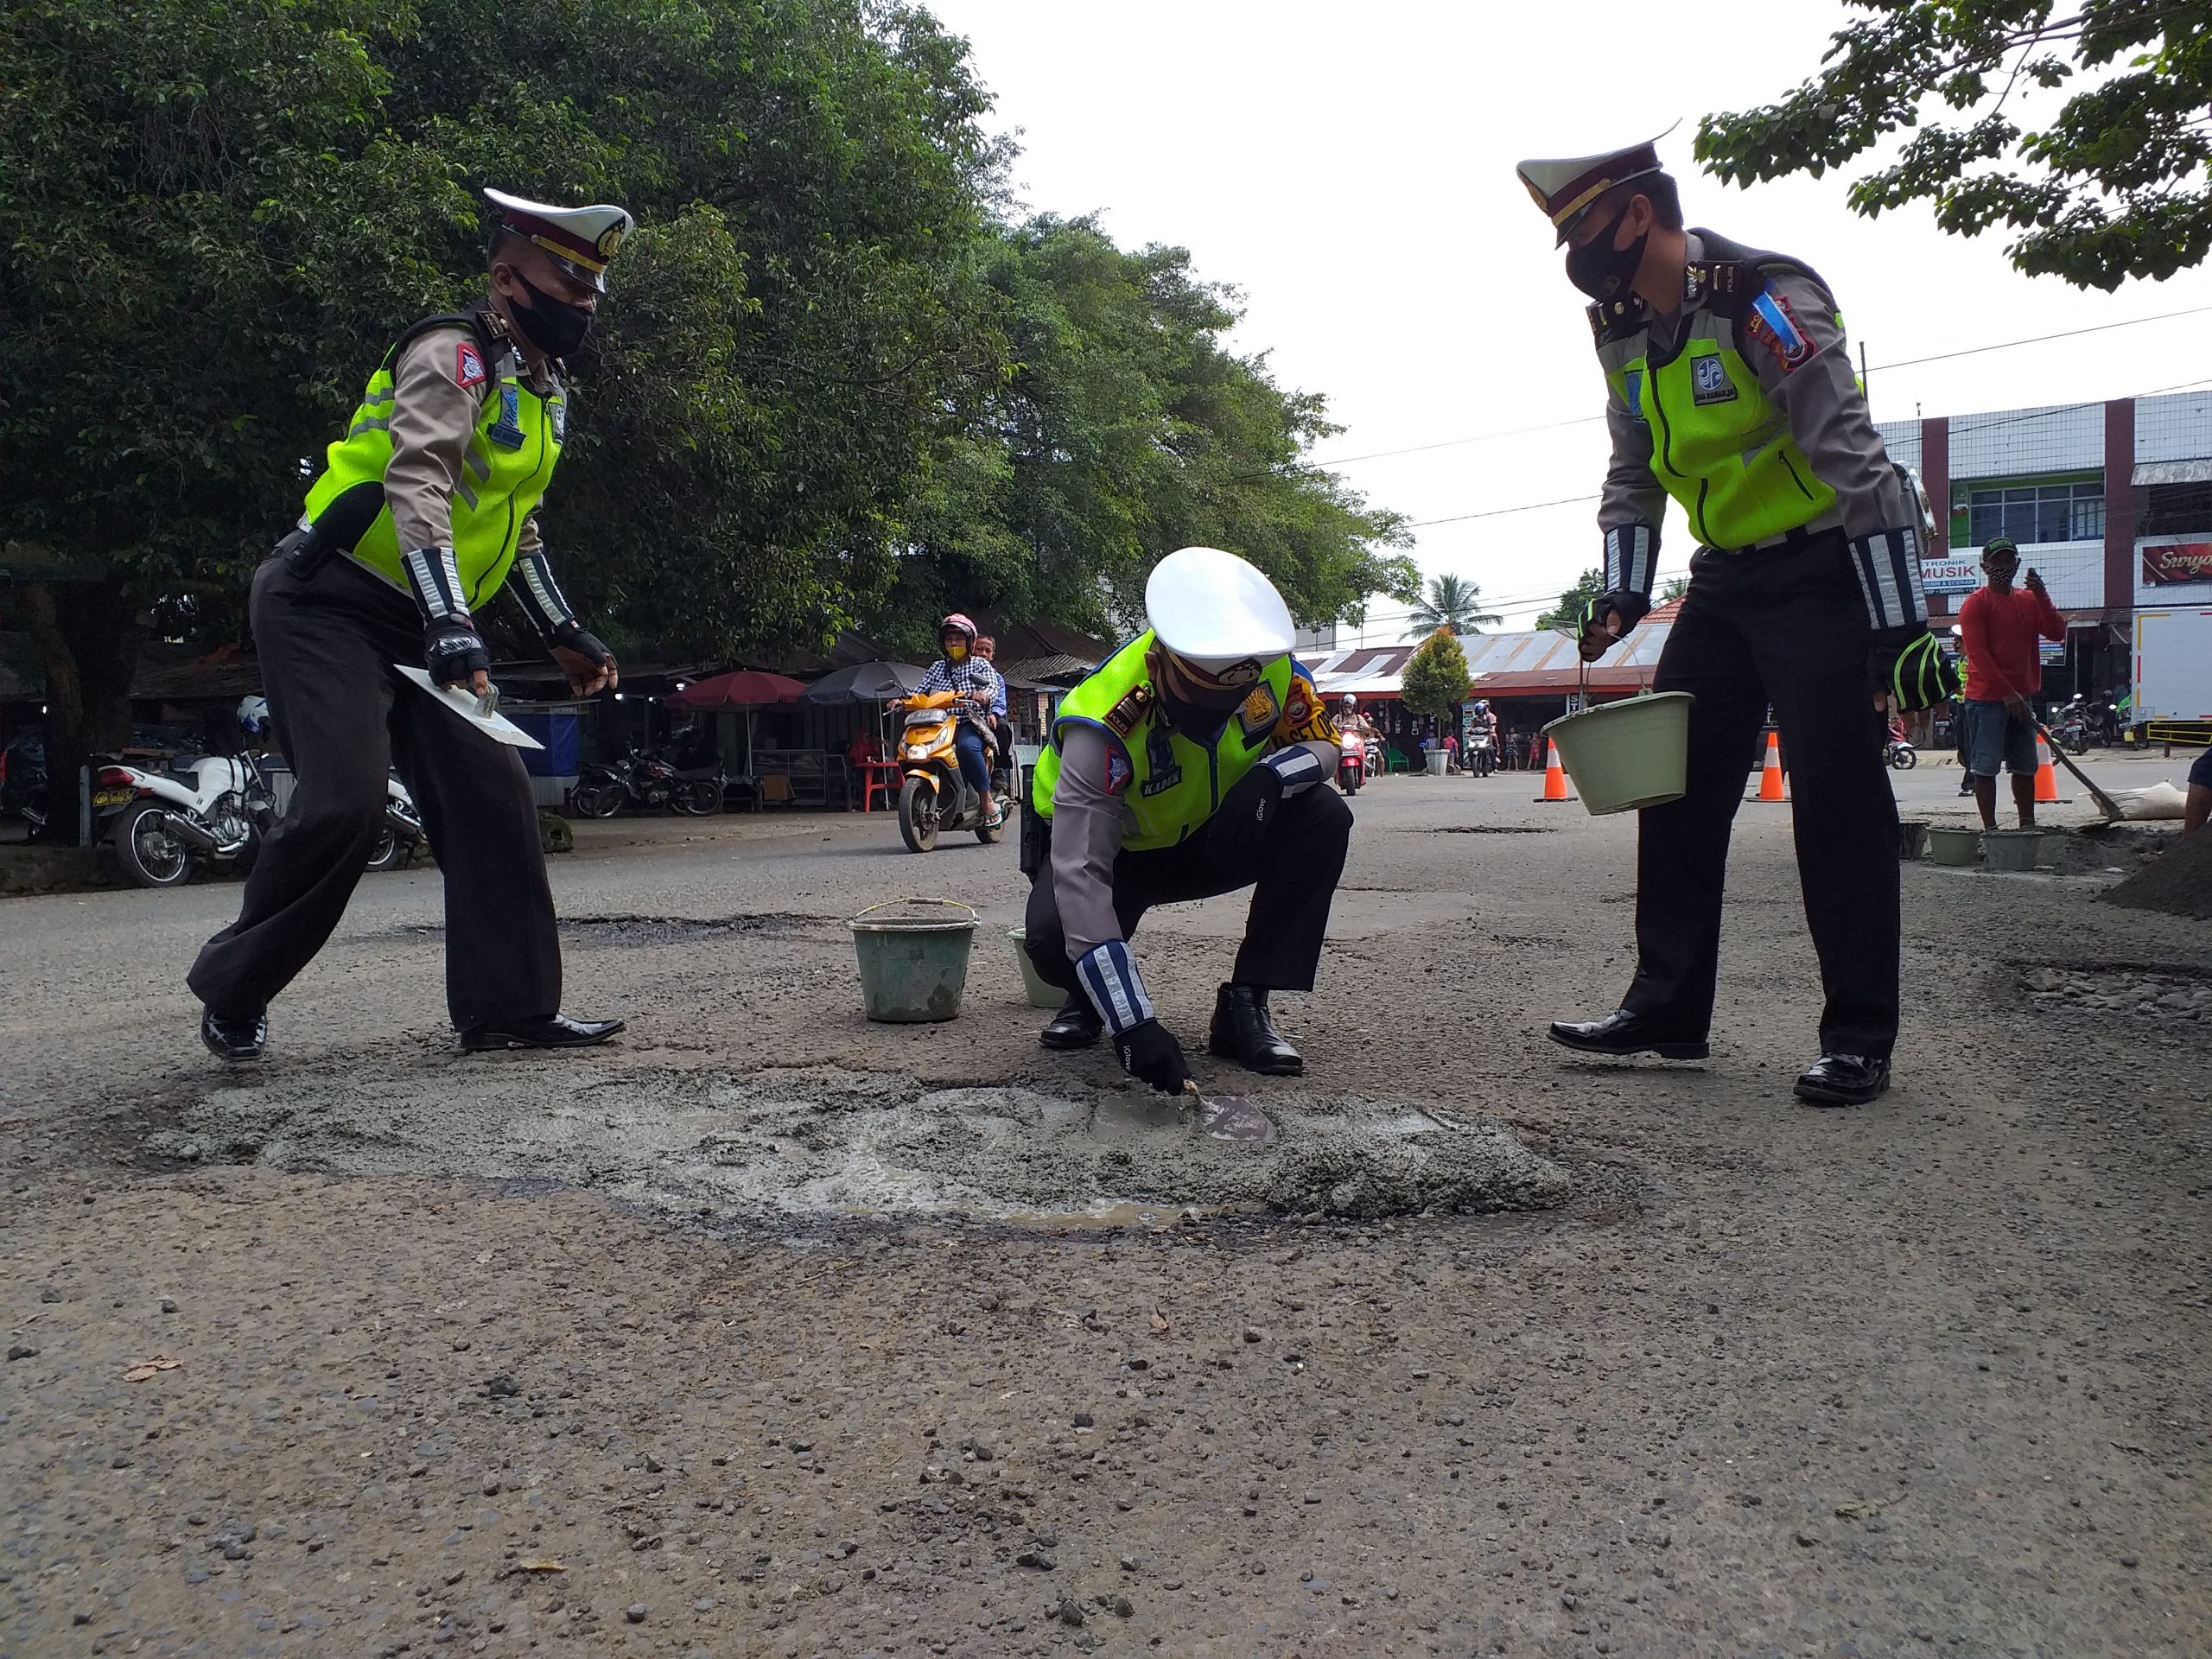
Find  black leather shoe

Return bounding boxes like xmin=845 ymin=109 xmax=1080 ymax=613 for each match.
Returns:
xmin=1793 ymin=1052 xmax=1891 ymax=1106
xmin=1207 ymin=983 xmax=1302 ymax=1076
xmin=1039 ymin=999 xmax=1103 ymax=1050
xmin=200 ymin=1007 xmax=268 ymax=1064
xmin=459 ymin=1013 xmax=626 ymax=1052
xmin=1548 ymin=1008 xmax=1709 ymax=1060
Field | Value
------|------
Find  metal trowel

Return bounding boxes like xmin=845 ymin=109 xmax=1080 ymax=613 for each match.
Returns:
xmin=1183 ymin=1080 xmax=1276 ymax=1147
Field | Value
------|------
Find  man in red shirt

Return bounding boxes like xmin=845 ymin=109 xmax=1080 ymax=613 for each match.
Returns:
xmin=1956 ymin=537 xmax=2066 ymax=830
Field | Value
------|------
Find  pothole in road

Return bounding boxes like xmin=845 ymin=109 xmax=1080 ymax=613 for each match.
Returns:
xmin=391 ymin=913 xmax=826 ymax=944
xmin=1398 ymin=825 xmax=1557 ymax=835
xmin=2016 ymin=959 xmax=2209 ymax=1020
xmin=149 ymin=1066 xmax=1571 ymax=1228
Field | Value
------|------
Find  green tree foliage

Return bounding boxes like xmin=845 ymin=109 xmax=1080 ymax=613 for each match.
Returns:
xmin=1697 ymin=1 xmax=2212 ymax=289
xmin=1535 ymin=568 xmax=1605 ymax=632
xmin=1661 ymin=574 xmax=1691 ymax=601
xmin=1400 ymin=573 xmax=1501 ymax=639
xmin=1400 ymin=627 xmax=1471 ymax=721
xmin=880 ymin=217 xmax=1413 ymax=657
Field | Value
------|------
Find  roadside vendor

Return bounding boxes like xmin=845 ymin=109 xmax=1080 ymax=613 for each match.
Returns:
xmin=1020 ymin=547 xmax=1349 ymax=1090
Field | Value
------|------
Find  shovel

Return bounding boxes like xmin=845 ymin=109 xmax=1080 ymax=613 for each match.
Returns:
xmin=1183 ymin=1080 xmax=1276 ymax=1146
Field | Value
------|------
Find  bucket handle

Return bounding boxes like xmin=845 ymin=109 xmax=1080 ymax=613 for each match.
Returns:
xmin=852 ymin=897 xmax=978 ymax=923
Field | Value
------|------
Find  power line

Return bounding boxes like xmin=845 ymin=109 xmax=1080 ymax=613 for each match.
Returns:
xmin=1403 ymin=493 xmax=1599 ymax=530
xmin=1870 ymin=305 xmax=2212 ymax=374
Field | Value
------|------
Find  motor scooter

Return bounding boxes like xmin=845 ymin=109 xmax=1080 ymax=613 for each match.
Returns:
xmin=889 ymin=690 xmax=1010 ymax=852
xmin=1468 ymin=728 xmax=1496 ymax=777
xmin=1337 ymin=731 xmax=1364 ymax=795
xmin=367 ymin=774 xmax=427 ymax=871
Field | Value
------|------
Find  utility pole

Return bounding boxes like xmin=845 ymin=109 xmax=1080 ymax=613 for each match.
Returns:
xmin=1859 ymin=340 xmax=1870 ymax=414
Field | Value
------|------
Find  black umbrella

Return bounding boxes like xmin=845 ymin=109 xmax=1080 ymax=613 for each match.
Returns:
xmin=798 ymin=661 xmax=928 ymax=704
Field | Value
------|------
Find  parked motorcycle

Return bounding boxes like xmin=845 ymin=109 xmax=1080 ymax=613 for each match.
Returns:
xmin=92 ymin=752 xmax=270 ymax=888
xmin=2049 ymin=696 xmax=2094 ymax=754
xmin=571 ymin=749 xmax=677 ymax=818
xmin=1885 ymin=735 xmax=1917 ymax=770
xmin=889 ymin=690 xmax=1009 ymax=852
xmin=1338 ymin=731 xmax=1365 ymax=795
xmin=368 ymin=773 xmax=427 ymax=871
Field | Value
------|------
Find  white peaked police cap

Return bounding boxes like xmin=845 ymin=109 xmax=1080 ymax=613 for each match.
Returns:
xmin=484 ymin=188 xmax=634 ymax=293
xmin=1145 ymin=547 xmax=1296 ymax=688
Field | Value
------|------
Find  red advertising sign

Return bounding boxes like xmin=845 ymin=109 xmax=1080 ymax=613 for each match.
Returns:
xmin=2142 ymin=541 xmax=2212 ymax=585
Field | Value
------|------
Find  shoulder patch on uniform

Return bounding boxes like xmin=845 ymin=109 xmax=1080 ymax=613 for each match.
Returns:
xmin=1745 ymin=290 xmax=1815 ymax=373
xmin=454 ymin=340 xmax=488 ymax=390
xmin=1103 ymin=684 xmax=1154 ymax=738
xmin=1236 ymin=682 xmax=1281 ymax=741
xmin=1104 ymin=745 xmax=1133 ymax=793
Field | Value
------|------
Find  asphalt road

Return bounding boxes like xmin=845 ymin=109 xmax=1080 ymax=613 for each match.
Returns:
xmin=2 ymin=758 xmax=2207 ymax=1657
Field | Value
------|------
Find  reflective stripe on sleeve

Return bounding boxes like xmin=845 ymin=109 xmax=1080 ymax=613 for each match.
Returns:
xmin=1076 ymin=940 xmax=1154 ymax=1035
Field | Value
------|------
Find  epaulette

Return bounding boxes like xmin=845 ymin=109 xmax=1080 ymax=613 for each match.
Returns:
xmin=1586 ymin=295 xmax=1647 ymax=347
xmin=1103 ymin=683 xmax=1155 ymax=738
xmin=1682 ymin=259 xmax=1753 ymax=317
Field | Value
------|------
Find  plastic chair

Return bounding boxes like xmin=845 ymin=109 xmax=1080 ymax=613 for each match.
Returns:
xmin=1384 ymin=747 xmax=1409 ymax=774
xmin=860 ymin=760 xmax=901 ymax=813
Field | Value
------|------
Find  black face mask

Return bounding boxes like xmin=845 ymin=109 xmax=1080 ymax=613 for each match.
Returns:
xmin=1159 ymin=689 xmax=1234 ymax=743
xmin=1564 ymin=206 xmax=1648 ymax=304
xmin=506 ymin=271 xmax=594 ymax=359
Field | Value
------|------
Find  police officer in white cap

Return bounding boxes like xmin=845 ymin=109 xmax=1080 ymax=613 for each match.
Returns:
xmin=190 ymin=188 xmax=635 ymax=1062
xmin=1514 ymin=133 xmax=1956 ymax=1105
xmin=1020 ymin=548 xmax=1351 ymax=1090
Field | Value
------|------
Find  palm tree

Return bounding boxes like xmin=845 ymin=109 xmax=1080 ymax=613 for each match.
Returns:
xmin=1402 ymin=573 xmax=1503 ymax=639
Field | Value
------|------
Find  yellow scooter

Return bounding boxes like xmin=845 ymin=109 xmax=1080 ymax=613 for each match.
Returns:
xmin=888 ymin=690 xmax=1010 ymax=853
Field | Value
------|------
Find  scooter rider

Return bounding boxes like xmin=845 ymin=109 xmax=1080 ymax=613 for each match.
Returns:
xmin=1020 ymin=547 xmax=1351 ymax=1090
xmin=913 ymin=613 xmax=1003 ymax=827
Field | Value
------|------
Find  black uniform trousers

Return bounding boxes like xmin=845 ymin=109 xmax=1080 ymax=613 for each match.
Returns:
xmin=188 ymin=553 xmax=561 ymax=1029
xmin=1021 ymin=783 xmax=1352 ymax=998
xmin=1622 ymin=531 xmax=1899 ymax=1058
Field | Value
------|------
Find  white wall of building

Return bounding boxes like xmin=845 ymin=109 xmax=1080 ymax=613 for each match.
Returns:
xmin=1948 ymin=401 xmax=2104 ymax=479
xmin=2135 ymin=390 xmax=2212 ymax=466
xmin=1988 ymin=540 xmax=2107 ymax=609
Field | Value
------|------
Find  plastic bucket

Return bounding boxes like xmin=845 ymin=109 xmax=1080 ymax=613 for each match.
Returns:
xmin=849 ymin=899 xmax=976 ymax=1023
xmin=1541 ymin=692 xmax=1695 ymax=817
xmin=1424 ymin=750 xmax=1448 ymax=776
xmin=1926 ymin=826 xmax=1980 ymax=867
xmin=1897 ymin=820 xmax=1929 ymax=861
xmin=1981 ymin=829 xmax=2043 ymax=873
xmin=1007 ymin=925 xmax=1064 ymax=1009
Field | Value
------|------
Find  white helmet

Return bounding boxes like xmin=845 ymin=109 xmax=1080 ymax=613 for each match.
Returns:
xmin=1339 ymin=693 xmax=1357 ymax=708
xmin=237 ymin=696 xmax=271 ymax=736
xmin=1145 ymin=547 xmax=1295 ymax=690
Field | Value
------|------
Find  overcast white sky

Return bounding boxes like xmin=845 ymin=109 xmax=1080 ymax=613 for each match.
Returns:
xmin=925 ymin=0 xmax=2212 ymax=639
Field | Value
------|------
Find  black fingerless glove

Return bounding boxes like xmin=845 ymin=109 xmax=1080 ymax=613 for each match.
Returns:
xmin=1582 ymin=589 xmax=1651 ymax=637
xmin=1868 ymin=624 xmax=1959 ymax=712
xmin=424 ymin=620 xmax=491 ymax=689
xmin=1208 ymin=762 xmax=1285 ymax=867
xmin=1116 ymin=1018 xmax=1192 ymax=1095
xmin=551 ymin=620 xmax=614 ymax=668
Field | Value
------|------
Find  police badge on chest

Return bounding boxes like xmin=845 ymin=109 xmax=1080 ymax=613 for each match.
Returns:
xmin=1691 ymin=355 xmax=1737 ymax=406
xmin=1139 ymin=728 xmax=1183 ymax=797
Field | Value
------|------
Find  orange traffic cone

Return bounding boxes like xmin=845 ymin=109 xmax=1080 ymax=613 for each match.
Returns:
xmin=1756 ymin=730 xmax=1787 ymax=802
xmin=2033 ymin=734 xmax=2061 ymax=804
xmin=1537 ymin=739 xmax=1571 ymax=803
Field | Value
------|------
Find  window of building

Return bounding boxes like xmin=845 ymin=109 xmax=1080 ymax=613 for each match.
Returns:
xmin=1965 ymin=480 xmax=2103 ymax=546
xmin=2139 ymin=480 xmax=2212 ymax=537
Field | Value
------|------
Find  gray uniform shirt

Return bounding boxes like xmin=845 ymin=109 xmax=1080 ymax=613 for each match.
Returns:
xmin=1048 ymin=723 xmax=1338 ymax=963
xmin=384 ymin=322 xmax=558 ymax=562
xmin=1599 ymin=232 xmax=1907 ymax=550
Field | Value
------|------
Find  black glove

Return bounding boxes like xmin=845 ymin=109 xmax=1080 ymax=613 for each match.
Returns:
xmin=1208 ymin=761 xmax=1285 ymax=867
xmin=1583 ymin=588 xmax=1651 ymax=638
xmin=551 ymin=620 xmax=615 ymax=669
xmin=1115 ymin=1018 xmax=1192 ymax=1094
xmin=424 ymin=620 xmax=491 ymax=689
xmin=1869 ymin=624 xmax=1959 ymax=712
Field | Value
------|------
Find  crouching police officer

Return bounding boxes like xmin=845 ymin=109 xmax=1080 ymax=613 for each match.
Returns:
xmin=189 ymin=189 xmax=633 ymax=1062
xmin=1516 ymin=134 xmax=1956 ymax=1106
xmin=1020 ymin=547 xmax=1351 ymax=1091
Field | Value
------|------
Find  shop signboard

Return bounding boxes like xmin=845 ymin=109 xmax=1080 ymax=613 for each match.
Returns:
xmin=1920 ymin=556 xmax=1981 ymax=596
xmin=2141 ymin=541 xmax=2212 ymax=586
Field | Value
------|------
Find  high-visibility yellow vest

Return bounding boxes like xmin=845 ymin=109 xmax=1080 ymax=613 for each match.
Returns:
xmin=302 ymin=310 xmax=564 ymax=610
xmin=1032 ymin=632 xmax=1294 ymax=851
xmin=1594 ymin=232 xmax=1844 ymax=550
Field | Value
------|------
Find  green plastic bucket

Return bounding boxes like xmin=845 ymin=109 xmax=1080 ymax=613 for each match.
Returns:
xmin=849 ymin=899 xmax=977 ymax=1023
xmin=1007 ymin=925 xmax=1064 ymax=1009
xmin=1541 ymin=691 xmax=1695 ymax=817
xmin=1926 ymin=825 xmax=1980 ymax=867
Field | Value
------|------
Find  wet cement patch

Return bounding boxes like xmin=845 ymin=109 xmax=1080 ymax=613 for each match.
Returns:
xmin=148 ymin=1066 xmax=1571 ymax=1226
xmin=2017 ymin=960 xmax=2210 ymax=1020
xmin=387 ymin=912 xmax=829 ymax=944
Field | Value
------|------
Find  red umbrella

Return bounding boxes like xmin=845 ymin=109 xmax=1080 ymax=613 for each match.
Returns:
xmin=665 ymin=670 xmax=804 ymax=710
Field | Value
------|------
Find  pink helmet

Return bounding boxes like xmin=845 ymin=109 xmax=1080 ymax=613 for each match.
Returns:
xmin=940 ymin=613 xmax=977 ymax=643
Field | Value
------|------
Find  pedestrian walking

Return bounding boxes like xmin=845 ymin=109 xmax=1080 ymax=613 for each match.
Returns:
xmin=1517 ymin=133 xmax=1955 ymax=1105
xmin=1021 ymin=547 xmax=1350 ymax=1089
xmin=189 ymin=189 xmax=633 ymax=1062
xmin=1956 ymin=537 xmax=2066 ymax=831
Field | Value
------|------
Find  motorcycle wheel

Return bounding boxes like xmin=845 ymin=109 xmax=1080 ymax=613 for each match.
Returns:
xmin=365 ymin=828 xmax=403 ymax=872
xmin=679 ymin=778 xmax=724 ymax=816
xmin=572 ymin=783 xmax=623 ymax=819
xmin=1892 ymin=747 xmax=1917 ymax=771
xmin=897 ymin=776 xmax=939 ymax=853
xmin=114 ymin=799 xmax=193 ymax=888
xmin=2068 ymin=733 xmax=2090 ymax=756
xmin=976 ymin=804 xmax=1007 ymax=845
